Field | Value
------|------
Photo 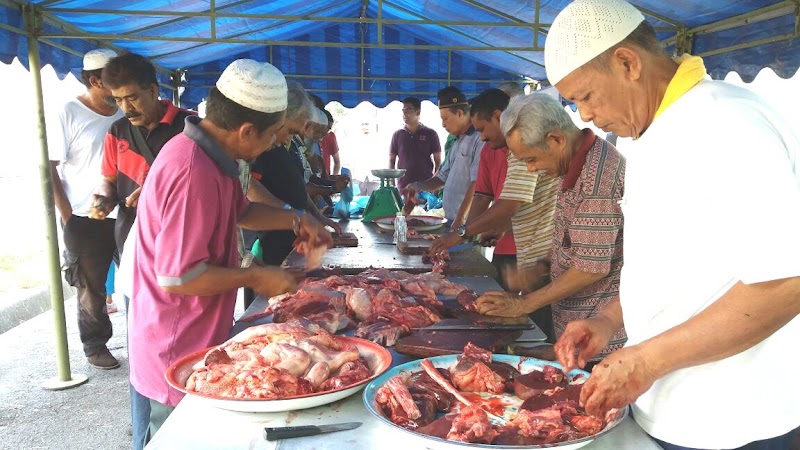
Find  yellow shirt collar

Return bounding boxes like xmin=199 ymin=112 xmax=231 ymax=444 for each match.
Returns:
xmin=654 ymin=54 xmax=707 ymax=119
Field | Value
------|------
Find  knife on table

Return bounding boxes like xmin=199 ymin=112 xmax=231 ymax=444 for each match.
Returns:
xmin=263 ymin=422 xmax=362 ymax=441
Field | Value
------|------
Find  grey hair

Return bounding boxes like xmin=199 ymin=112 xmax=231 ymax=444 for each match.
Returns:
xmin=500 ymin=93 xmax=577 ymax=148
xmin=286 ymin=81 xmax=312 ymax=121
xmin=497 ymin=81 xmax=525 ymax=98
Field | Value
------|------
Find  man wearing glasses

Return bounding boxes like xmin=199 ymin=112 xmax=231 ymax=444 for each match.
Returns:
xmin=389 ymin=96 xmax=442 ymax=192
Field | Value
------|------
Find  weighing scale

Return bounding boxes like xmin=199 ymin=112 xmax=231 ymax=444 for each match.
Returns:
xmin=362 ymin=169 xmax=406 ymax=222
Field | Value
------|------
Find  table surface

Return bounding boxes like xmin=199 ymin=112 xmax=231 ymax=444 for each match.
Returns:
xmin=282 ymin=220 xmax=498 ymax=278
xmin=147 ymin=392 xmax=662 ymax=450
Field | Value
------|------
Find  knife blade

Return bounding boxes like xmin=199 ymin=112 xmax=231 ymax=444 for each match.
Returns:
xmin=264 ymin=422 xmax=362 ymax=441
xmin=410 ymin=322 xmax=535 ymax=331
xmin=448 ymin=241 xmax=478 ymax=252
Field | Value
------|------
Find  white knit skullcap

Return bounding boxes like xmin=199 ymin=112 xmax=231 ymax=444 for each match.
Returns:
xmin=83 ymin=49 xmax=117 ymax=71
xmin=309 ymin=107 xmax=329 ymax=126
xmin=216 ymin=59 xmax=288 ymax=113
xmin=545 ymin=0 xmax=645 ymax=85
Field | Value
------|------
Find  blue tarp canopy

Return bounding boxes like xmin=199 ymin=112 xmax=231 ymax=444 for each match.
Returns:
xmin=1 ymin=0 xmax=798 ymax=108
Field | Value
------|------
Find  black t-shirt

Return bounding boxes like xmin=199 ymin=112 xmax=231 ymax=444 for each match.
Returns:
xmin=250 ymin=141 xmax=308 ymax=265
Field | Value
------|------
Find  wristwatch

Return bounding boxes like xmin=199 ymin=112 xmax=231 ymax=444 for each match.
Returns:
xmin=456 ymin=224 xmax=468 ymax=238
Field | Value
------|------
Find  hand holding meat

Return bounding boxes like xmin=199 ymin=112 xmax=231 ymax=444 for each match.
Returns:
xmin=475 ymin=291 xmax=528 ymax=317
xmin=322 ymin=217 xmax=343 ymax=236
xmin=249 ymin=266 xmax=298 ymax=298
xmin=554 ymin=316 xmax=618 ymax=373
xmin=577 ymin=345 xmax=658 ymax=418
xmin=88 ymin=194 xmax=116 ymax=219
xmin=429 ymin=232 xmax=461 ymax=255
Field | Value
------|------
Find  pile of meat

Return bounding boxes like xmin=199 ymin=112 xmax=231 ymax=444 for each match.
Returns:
xmin=264 ymin=269 xmax=474 ymax=346
xmin=185 ymin=320 xmax=372 ymax=400
xmin=375 ymin=343 xmax=609 ymax=446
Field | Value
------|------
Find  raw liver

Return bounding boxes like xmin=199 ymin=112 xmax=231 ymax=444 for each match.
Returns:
xmin=394 ymin=329 xmax=523 ymax=358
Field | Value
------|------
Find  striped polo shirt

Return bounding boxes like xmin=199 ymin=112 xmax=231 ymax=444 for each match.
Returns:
xmin=498 ymin=153 xmax=559 ymax=269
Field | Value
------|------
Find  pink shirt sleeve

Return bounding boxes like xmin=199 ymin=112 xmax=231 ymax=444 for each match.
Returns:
xmin=153 ymin=167 xmax=222 ymax=285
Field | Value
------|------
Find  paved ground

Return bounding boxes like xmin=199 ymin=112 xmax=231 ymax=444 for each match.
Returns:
xmin=0 ymin=293 xmax=246 ymax=450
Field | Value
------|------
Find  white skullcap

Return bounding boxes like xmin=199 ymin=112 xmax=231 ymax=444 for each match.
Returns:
xmin=309 ymin=107 xmax=329 ymax=126
xmin=216 ymin=59 xmax=287 ymax=113
xmin=545 ymin=0 xmax=645 ymax=85
xmin=83 ymin=49 xmax=117 ymax=71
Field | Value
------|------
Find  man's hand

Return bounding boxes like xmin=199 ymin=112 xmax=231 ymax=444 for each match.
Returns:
xmin=577 ymin=345 xmax=658 ymax=418
xmin=88 ymin=194 xmax=116 ymax=220
xmin=332 ymin=177 xmax=348 ymax=193
xmin=294 ymin=214 xmax=334 ymax=250
xmin=478 ymin=231 xmax=503 ymax=247
xmin=322 ymin=217 xmax=343 ymax=235
xmin=406 ymin=182 xmax=419 ymax=199
xmin=554 ymin=316 xmax=618 ymax=373
xmin=125 ymin=186 xmax=142 ymax=208
xmin=475 ymin=290 xmax=530 ymax=317
xmin=429 ymin=231 xmax=461 ymax=254
xmin=249 ymin=266 xmax=298 ymax=298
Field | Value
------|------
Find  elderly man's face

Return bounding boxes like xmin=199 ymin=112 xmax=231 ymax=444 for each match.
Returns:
xmin=471 ymin=111 xmax=505 ymax=149
xmin=440 ymin=108 xmax=468 ymax=135
xmin=275 ymin=116 xmax=308 ymax=148
xmin=555 ymin=56 xmax=643 ymax=139
xmin=506 ymin=129 xmax=562 ymax=177
xmin=240 ymin=114 xmax=287 ymax=161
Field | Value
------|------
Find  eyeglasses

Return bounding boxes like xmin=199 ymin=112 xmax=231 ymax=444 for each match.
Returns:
xmin=401 ymin=108 xmax=417 ymax=113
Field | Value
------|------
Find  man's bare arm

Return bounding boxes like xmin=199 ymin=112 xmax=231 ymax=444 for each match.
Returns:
xmin=50 ymin=162 xmax=72 ymax=224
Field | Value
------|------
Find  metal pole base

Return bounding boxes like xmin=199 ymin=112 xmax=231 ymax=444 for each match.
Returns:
xmin=41 ymin=373 xmax=89 ymax=391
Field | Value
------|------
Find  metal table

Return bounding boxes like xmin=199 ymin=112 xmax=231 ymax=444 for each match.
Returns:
xmin=282 ymin=220 xmax=497 ymax=278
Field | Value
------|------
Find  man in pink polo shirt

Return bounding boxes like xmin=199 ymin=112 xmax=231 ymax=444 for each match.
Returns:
xmin=128 ymin=59 xmax=332 ymax=445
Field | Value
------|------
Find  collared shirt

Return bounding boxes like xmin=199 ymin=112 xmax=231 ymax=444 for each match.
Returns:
xmin=101 ymin=100 xmax=193 ymax=252
xmin=551 ymin=130 xmax=627 ymax=361
xmin=390 ymin=123 xmax=441 ymax=189
xmin=499 ymin=154 xmax=559 ymax=268
xmin=474 ymin=143 xmax=515 ymax=255
xmin=436 ymin=126 xmax=483 ymax=221
xmin=129 ymin=116 xmax=249 ymax=407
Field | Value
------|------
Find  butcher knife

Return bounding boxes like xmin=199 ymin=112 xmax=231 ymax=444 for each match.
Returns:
xmin=410 ymin=318 xmax=535 ymax=331
xmin=263 ymin=422 xmax=362 ymax=441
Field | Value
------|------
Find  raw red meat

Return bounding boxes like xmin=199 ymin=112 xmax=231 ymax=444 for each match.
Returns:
xmin=422 ymin=249 xmax=450 ymax=273
xmin=449 ymin=344 xmax=505 ymax=394
xmin=354 ymin=320 xmax=408 ymax=346
xmin=317 ymin=358 xmax=371 ymax=391
xmin=446 ymin=405 xmax=499 ymax=444
xmin=513 ymin=365 xmax=567 ymax=400
xmin=456 ymin=290 xmax=479 ymax=312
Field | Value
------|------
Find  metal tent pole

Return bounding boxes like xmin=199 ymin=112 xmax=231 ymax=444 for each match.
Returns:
xmin=23 ymin=4 xmax=88 ymax=391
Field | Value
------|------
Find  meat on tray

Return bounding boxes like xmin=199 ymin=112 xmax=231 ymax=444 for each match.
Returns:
xmin=263 ymin=270 xmax=470 ymax=346
xmin=375 ymin=344 xmax=610 ymax=446
xmin=185 ymin=320 xmax=371 ymax=400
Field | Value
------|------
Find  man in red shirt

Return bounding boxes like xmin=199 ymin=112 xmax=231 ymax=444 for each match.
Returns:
xmin=319 ymin=109 xmax=341 ymax=175
xmin=429 ymin=88 xmax=522 ymax=288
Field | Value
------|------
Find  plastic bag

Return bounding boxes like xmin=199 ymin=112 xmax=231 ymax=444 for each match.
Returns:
xmin=333 ymin=168 xmax=354 ymax=219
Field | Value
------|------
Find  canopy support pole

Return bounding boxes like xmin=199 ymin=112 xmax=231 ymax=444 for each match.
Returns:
xmin=172 ymin=71 xmax=182 ymax=107
xmin=23 ymin=4 xmax=88 ymax=391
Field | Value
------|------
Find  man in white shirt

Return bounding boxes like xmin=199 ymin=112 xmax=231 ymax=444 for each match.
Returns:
xmin=48 ymin=49 xmax=124 ymax=370
xmin=546 ymin=1 xmax=800 ymax=449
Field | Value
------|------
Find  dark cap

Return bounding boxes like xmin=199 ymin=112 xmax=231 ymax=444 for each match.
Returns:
xmin=437 ymin=86 xmax=468 ymax=109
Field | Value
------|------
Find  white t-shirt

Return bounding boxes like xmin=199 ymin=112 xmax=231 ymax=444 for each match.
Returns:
xmin=48 ymin=98 xmax=123 ymax=217
xmin=619 ymin=79 xmax=800 ymax=448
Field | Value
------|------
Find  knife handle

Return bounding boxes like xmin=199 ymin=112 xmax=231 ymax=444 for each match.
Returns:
xmin=264 ymin=425 xmax=320 ymax=441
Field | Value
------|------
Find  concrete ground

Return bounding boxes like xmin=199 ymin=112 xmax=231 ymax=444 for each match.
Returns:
xmin=0 ymin=292 xmax=246 ymax=450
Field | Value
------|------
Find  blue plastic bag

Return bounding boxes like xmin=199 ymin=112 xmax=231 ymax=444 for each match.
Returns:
xmin=333 ymin=168 xmax=354 ymax=219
